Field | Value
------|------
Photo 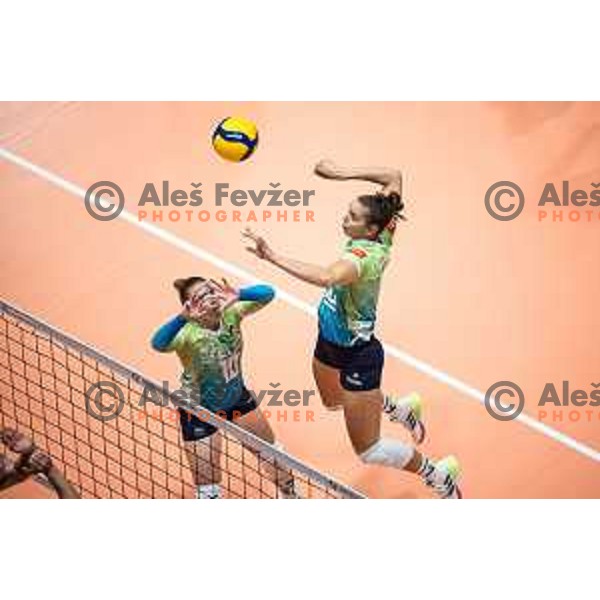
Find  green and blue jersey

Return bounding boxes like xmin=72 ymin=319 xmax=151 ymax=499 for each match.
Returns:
xmin=152 ymin=286 xmax=273 ymax=412
xmin=318 ymin=220 xmax=396 ymax=347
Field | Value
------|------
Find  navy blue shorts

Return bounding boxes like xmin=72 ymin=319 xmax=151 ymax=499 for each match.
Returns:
xmin=178 ymin=389 xmax=258 ymax=442
xmin=313 ymin=333 xmax=384 ymax=392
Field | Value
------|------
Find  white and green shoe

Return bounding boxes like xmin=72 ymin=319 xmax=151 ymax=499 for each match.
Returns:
xmin=427 ymin=455 xmax=462 ymax=499
xmin=383 ymin=392 xmax=426 ymax=445
xmin=196 ymin=483 xmax=222 ymax=499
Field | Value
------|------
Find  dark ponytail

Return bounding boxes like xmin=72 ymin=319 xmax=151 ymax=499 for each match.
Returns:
xmin=357 ymin=191 xmax=407 ymax=236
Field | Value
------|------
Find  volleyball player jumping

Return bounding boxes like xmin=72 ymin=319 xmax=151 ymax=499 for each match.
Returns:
xmin=151 ymin=278 xmax=300 ymax=499
xmin=243 ymin=160 xmax=462 ymax=498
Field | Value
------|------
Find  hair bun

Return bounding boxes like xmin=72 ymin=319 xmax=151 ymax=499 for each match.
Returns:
xmin=385 ymin=192 xmax=405 ymax=219
xmin=173 ymin=278 xmax=186 ymax=291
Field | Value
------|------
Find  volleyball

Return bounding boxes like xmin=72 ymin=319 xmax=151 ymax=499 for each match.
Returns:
xmin=211 ymin=116 xmax=258 ymax=162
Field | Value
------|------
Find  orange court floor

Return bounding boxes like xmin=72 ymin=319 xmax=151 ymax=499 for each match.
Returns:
xmin=1 ymin=101 xmax=599 ymax=498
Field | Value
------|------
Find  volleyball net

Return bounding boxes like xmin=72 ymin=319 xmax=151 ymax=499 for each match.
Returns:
xmin=0 ymin=300 xmax=363 ymax=499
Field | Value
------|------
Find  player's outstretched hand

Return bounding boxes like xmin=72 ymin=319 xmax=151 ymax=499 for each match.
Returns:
xmin=242 ymin=228 xmax=274 ymax=261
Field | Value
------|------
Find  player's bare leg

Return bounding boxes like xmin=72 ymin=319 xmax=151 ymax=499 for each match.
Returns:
xmin=341 ymin=389 xmax=462 ymax=499
xmin=314 ymin=357 xmax=425 ymax=443
xmin=235 ymin=408 xmax=301 ymax=498
xmin=183 ymin=433 xmax=223 ymax=499
xmin=312 ymin=357 xmax=344 ymax=411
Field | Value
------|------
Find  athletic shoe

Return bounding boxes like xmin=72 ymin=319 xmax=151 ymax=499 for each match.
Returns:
xmin=196 ymin=484 xmax=221 ymax=499
xmin=279 ymin=478 xmax=303 ymax=499
xmin=426 ymin=455 xmax=462 ymax=499
xmin=384 ymin=392 xmax=426 ymax=444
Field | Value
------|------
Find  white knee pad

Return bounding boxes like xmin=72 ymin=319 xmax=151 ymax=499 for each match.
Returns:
xmin=360 ymin=438 xmax=414 ymax=470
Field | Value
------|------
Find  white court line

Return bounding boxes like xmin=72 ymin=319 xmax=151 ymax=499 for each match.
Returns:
xmin=2 ymin=146 xmax=599 ymax=465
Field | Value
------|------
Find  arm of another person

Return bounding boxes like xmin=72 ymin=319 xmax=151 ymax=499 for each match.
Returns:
xmin=45 ymin=465 xmax=80 ymax=499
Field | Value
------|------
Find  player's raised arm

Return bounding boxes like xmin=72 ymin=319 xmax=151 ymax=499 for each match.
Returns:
xmin=242 ymin=229 xmax=359 ymax=288
xmin=315 ymin=159 xmax=403 ymax=196
xmin=151 ymin=313 xmax=188 ymax=352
